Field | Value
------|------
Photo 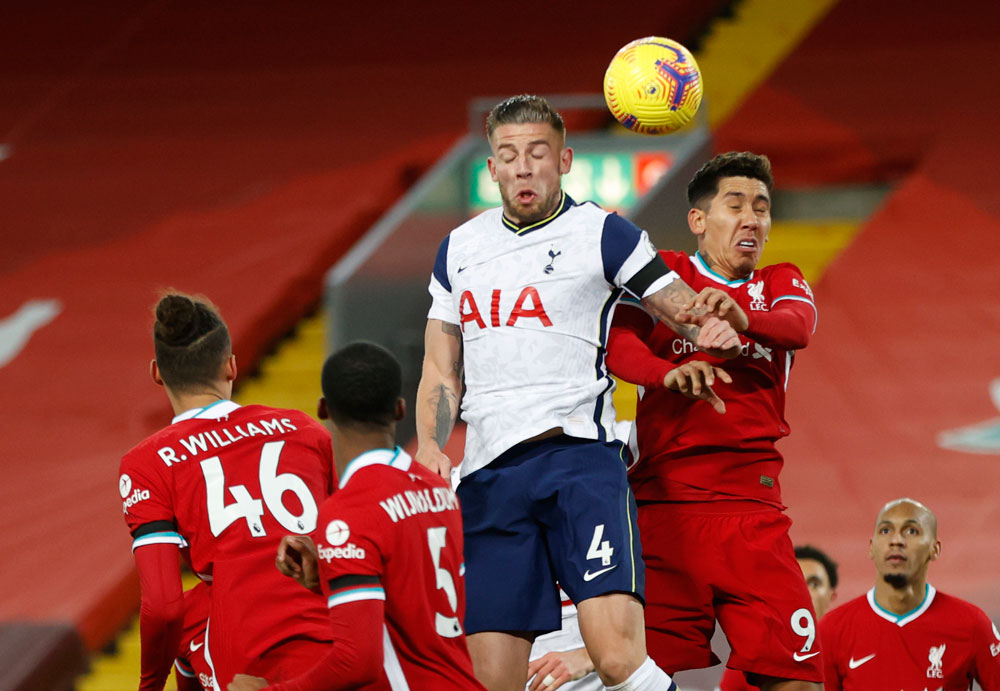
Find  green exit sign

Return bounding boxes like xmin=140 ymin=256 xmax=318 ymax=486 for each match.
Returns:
xmin=468 ymin=151 xmax=672 ymax=213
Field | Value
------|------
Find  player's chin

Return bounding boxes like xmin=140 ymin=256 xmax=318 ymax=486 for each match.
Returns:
xmin=735 ymin=255 xmax=759 ymax=274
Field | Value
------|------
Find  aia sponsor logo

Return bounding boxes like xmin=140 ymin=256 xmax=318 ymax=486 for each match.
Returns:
xmin=459 ymin=286 xmax=552 ymax=332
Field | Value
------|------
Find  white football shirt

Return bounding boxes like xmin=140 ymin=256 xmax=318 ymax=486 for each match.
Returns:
xmin=427 ymin=193 xmax=677 ymax=475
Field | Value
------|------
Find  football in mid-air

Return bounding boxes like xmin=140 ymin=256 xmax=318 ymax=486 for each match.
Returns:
xmin=603 ymin=36 xmax=703 ymax=135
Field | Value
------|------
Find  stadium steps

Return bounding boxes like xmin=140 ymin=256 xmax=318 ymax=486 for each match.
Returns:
xmin=697 ymin=0 xmax=838 ymax=127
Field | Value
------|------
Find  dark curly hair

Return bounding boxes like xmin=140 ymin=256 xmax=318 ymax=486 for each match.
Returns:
xmin=687 ymin=151 xmax=774 ymax=209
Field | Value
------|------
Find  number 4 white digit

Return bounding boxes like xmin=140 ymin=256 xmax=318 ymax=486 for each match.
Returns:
xmin=201 ymin=440 xmax=318 ymax=538
xmin=427 ymin=526 xmax=462 ymax=638
xmin=587 ymin=523 xmax=614 ymax=566
xmin=202 ymin=456 xmax=266 ymax=537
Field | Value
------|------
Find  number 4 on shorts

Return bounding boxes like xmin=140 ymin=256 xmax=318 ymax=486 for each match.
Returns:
xmin=587 ymin=523 xmax=614 ymax=566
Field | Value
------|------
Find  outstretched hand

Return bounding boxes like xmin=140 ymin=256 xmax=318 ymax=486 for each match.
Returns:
xmin=276 ymin=535 xmax=320 ymax=593
xmin=676 ymin=287 xmax=749 ymax=333
xmin=527 ymin=648 xmax=594 ymax=690
xmin=664 ymin=361 xmax=732 ymax=414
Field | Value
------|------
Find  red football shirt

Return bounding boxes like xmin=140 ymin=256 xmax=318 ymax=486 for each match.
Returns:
xmin=120 ymin=401 xmax=335 ymax=686
xmin=608 ymin=250 xmax=817 ymax=506
xmin=820 ymin=586 xmax=1000 ymax=690
xmin=270 ymin=447 xmax=483 ymax=690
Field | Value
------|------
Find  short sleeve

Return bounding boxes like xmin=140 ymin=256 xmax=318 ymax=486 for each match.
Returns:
xmin=601 ymin=215 xmax=679 ymax=297
xmin=768 ymin=264 xmax=818 ymax=332
xmin=119 ymin=450 xmax=186 ymax=552
xmin=973 ymin=609 xmax=1000 ymax=688
xmin=427 ymin=235 xmax=458 ymax=324
xmin=315 ymin=499 xmax=386 ymax=610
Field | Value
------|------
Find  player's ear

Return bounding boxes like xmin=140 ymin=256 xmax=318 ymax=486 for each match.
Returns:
xmin=394 ymin=397 xmax=406 ymax=422
xmin=224 ymin=353 xmax=237 ymax=382
xmin=317 ymin=397 xmax=329 ymax=421
xmin=688 ymin=207 xmax=706 ymax=237
xmin=487 ymin=156 xmax=499 ymax=182
xmin=867 ymin=537 xmax=875 ymax=561
xmin=150 ymin=359 xmax=164 ymax=387
xmin=930 ymin=539 xmax=942 ymax=562
xmin=688 ymin=206 xmax=706 ymax=236
xmin=559 ymin=146 xmax=573 ymax=175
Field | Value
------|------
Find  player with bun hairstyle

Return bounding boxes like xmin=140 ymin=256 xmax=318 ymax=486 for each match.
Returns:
xmin=120 ymin=293 xmax=336 ymax=690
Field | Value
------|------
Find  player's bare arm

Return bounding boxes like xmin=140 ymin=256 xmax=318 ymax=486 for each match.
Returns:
xmin=680 ymin=286 xmax=749 ymax=332
xmin=641 ymin=279 xmax=741 ymax=358
xmin=415 ymin=318 xmax=463 ymax=477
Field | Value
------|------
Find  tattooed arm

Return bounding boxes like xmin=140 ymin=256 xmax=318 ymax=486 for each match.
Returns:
xmin=415 ymin=318 xmax=464 ymax=478
xmin=641 ymin=277 xmax=742 ymax=359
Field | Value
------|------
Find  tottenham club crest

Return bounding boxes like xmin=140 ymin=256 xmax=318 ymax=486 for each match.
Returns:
xmin=926 ymin=643 xmax=945 ymax=678
xmin=544 ymin=246 xmax=562 ymax=274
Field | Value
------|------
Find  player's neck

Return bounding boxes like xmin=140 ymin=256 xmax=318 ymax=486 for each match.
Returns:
xmin=167 ymin=386 xmax=231 ymax=417
xmin=697 ymin=248 xmax=749 ymax=282
xmin=874 ymin=576 xmax=928 ymax=615
xmin=332 ymin=427 xmax=397 ymax=478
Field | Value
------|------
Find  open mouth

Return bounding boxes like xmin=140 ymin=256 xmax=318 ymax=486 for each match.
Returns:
xmin=736 ymin=239 xmax=758 ymax=251
xmin=516 ymin=190 xmax=537 ymax=204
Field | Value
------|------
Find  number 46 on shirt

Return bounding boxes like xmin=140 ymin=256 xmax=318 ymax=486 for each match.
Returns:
xmin=200 ymin=440 xmax=318 ymax=537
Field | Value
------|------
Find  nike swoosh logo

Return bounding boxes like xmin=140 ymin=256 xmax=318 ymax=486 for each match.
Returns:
xmin=189 ymin=640 xmax=204 ymax=652
xmin=456 ymin=266 xmax=467 ymax=273
xmin=583 ymin=565 xmax=618 ymax=581
xmin=792 ymin=650 xmax=821 ymax=662
xmin=848 ymin=653 xmax=875 ymax=669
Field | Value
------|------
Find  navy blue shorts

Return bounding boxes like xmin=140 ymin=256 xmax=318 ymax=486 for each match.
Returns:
xmin=457 ymin=435 xmax=645 ymax=635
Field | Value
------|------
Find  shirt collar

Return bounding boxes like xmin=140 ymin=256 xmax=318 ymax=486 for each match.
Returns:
xmin=172 ymin=399 xmax=241 ymax=424
xmin=339 ymin=446 xmax=412 ymax=488
xmin=866 ymin=583 xmax=936 ymax=626
xmin=691 ymin=251 xmax=755 ymax=287
xmin=501 ymin=192 xmax=574 ymax=235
